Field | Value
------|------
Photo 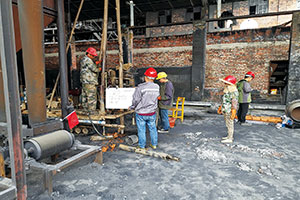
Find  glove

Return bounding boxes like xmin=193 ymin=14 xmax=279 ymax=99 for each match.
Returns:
xmin=95 ymin=60 xmax=101 ymax=65
xmin=157 ymin=96 xmax=161 ymax=100
xmin=217 ymin=105 xmax=222 ymax=115
xmin=230 ymin=109 xmax=236 ymax=120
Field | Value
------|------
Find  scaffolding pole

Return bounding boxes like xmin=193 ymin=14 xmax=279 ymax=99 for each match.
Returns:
xmin=100 ymin=0 xmax=109 ymax=113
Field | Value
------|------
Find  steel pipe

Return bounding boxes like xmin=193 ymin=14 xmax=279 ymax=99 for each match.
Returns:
xmin=286 ymin=100 xmax=300 ymax=122
xmin=0 ymin=59 xmax=6 ymax=122
xmin=206 ymin=10 xmax=298 ymax=22
xmin=57 ymin=0 xmax=70 ymax=127
xmin=24 ymin=130 xmax=75 ymax=160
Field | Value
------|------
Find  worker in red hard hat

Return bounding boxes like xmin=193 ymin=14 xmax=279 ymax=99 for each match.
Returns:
xmin=80 ymin=47 xmax=101 ymax=114
xmin=236 ymin=71 xmax=255 ymax=125
xmin=129 ymin=67 xmax=160 ymax=149
xmin=218 ymin=75 xmax=238 ymax=143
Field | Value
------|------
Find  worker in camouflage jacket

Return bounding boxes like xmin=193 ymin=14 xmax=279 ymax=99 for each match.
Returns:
xmin=80 ymin=47 xmax=101 ymax=113
xmin=218 ymin=75 xmax=238 ymax=143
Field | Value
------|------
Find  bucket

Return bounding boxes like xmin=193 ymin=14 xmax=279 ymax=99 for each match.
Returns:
xmin=124 ymin=135 xmax=139 ymax=145
xmin=169 ymin=117 xmax=176 ymax=128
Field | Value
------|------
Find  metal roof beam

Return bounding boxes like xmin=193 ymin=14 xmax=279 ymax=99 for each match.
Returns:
xmin=190 ymin=0 xmax=194 ymax=7
xmin=147 ymin=0 xmax=156 ymax=12
xmin=167 ymin=0 xmax=174 ymax=9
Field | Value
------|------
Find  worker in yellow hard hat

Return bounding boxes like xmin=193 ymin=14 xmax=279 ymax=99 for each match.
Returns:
xmin=156 ymin=72 xmax=174 ymax=133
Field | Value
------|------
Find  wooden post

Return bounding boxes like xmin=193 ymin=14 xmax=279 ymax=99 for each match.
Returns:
xmin=0 ymin=153 xmax=5 ymax=177
xmin=48 ymin=0 xmax=85 ymax=110
xmin=94 ymin=151 xmax=103 ymax=165
xmin=115 ymin=0 xmax=125 ymax=133
xmin=100 ymin=0 xmax=109 ymax=113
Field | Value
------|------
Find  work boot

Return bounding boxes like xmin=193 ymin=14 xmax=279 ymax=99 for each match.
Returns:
xmin=149 ymin=144 xmax=157 ymax=149
xmin=158 ymin=129 xmax=169 ymax=133
xmin=240 ymin=122 xmax=251 ymax=126
xmin=136 ymin=146 xmax=146 ymax=150
xmin=221 ymin=138 xmax=233 ymax=143
xmin=222 ymin=136 xmax=229 ymax=140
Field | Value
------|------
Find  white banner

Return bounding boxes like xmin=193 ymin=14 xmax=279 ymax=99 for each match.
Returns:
xmin=105 ymin=88 xmax=135 ymax=109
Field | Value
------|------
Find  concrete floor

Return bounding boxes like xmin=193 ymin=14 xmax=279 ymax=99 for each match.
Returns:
xmin=29 ymin=110 xmax=300 ymax=200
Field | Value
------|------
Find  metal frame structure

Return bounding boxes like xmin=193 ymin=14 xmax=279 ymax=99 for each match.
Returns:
xmin=0 ymin=1 xmax=26 ymax=199
xmin=27 ymin=143 xmax=103 ymax=195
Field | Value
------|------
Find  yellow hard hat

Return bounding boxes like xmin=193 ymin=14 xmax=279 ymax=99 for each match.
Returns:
xmin=156 ymin=72 xmax=167 ymax=80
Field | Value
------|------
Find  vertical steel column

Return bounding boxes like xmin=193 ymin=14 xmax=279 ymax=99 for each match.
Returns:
xmin=191 ymin=1 xmax=208 ymax=100
xmin=18 ymin=0 xmax=47 ymax=126
xmin=287 ymin=11 xmax=300 ymax=103
xmin=0 ymin=58 xmax=6 ymax=122
xmin=0 ymin=1 xmax=27 ymax=199
xmin=57 ymin=0 xmax=70 ymax=124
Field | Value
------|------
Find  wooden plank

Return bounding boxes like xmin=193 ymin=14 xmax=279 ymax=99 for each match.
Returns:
xmin=0 ymin=153 xmax=5 ymax=177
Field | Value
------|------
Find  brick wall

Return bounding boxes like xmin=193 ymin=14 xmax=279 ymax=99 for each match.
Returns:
xmin=209 ymin=0 xmax=296 ymax=32
xmin=45 ymin=27 xmax=290 ymax=102
xmin=205 ymin=27 xmax=290 ymax=100
xmin=145 ymin=9 xmax=193 ymax=37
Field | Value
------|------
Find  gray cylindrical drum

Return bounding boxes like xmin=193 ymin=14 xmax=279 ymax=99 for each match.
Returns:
xmin=24 ymin=130 xmax=75 ymax=160
xmin=125 ymin=135 xmax=138 ymax=145
xmin=286 ymin=99 xmax=300 ymax=122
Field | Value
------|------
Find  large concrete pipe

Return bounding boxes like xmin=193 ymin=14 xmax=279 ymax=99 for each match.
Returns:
xmin=286 ymin=99 xmax=300 ymax=123
xmin=24 ymin=130 xmax=75 ymax=160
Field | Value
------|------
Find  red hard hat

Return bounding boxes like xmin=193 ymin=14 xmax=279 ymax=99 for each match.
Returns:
xmin=221 ymin=75 xmax=237 ymax=85
xmin=144 ymin=67 xmax=157 ymax=78
xmin=86 ymin=47 xmax=98 ymax=57
xmin=246 ymin=71 xmax=255 ymax=79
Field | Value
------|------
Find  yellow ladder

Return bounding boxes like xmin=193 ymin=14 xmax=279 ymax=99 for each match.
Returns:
xmin=169 ymin=97 xmax=185 ymax=122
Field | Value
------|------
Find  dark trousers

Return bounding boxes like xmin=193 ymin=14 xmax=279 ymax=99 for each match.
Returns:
xmin=237 ymin=103 xmax=249 ymax=123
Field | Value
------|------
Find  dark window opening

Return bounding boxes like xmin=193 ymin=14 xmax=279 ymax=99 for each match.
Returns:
xmin=217 ymin=11 xmax=236 ymax=29
xmin=166 ymin=15 xmax=172 ymax=23
xmin=249 ymin=0 xmax=268 ymax=15
xmin=194 ymin=12 xmax=201 ymax=20
xmin=269 ymin=61 xmax=288 ymax=96
xmin=158 ymin=10 xmax=171 ymax=24
xmin=250 ymin=6 xmax=256 ymax=15
xmin=186 ymin=8 xmax=194 ymax=21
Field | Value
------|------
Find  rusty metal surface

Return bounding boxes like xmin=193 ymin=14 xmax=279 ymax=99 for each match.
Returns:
xmin=18 ymin=0 xmax=47 ymax=126
xmin=0 ymin=58 xmax=6 ymax=122
xmin=12 ymin=0 xmax=56 ymax=52
xmin=0 ymin=1 xmax=27 ymax=199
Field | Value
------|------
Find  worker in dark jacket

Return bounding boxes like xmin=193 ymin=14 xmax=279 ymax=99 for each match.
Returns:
xmin=130 ymin=67 xmax=160 ymax=149
xmin=156 ymin=72 xmax=174 ymax=133
xmin=236 ymin=71 xmax=255 ymax=125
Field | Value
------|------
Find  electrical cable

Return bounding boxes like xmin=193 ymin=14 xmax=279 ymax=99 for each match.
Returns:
xmin=87 ymin=109 xmax=103 ymax=136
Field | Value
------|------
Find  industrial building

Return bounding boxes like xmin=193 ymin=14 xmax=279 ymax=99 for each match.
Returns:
xmin=0 ymin=0 xmax=300 ymax=199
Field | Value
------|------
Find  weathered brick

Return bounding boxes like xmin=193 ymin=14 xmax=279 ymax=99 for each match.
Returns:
xmin=45 ymin=27 xmax=291 ymax=101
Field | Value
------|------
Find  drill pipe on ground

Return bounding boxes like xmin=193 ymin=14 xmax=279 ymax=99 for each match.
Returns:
xmin=119 ymin=144 xmax=180 ymax=161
